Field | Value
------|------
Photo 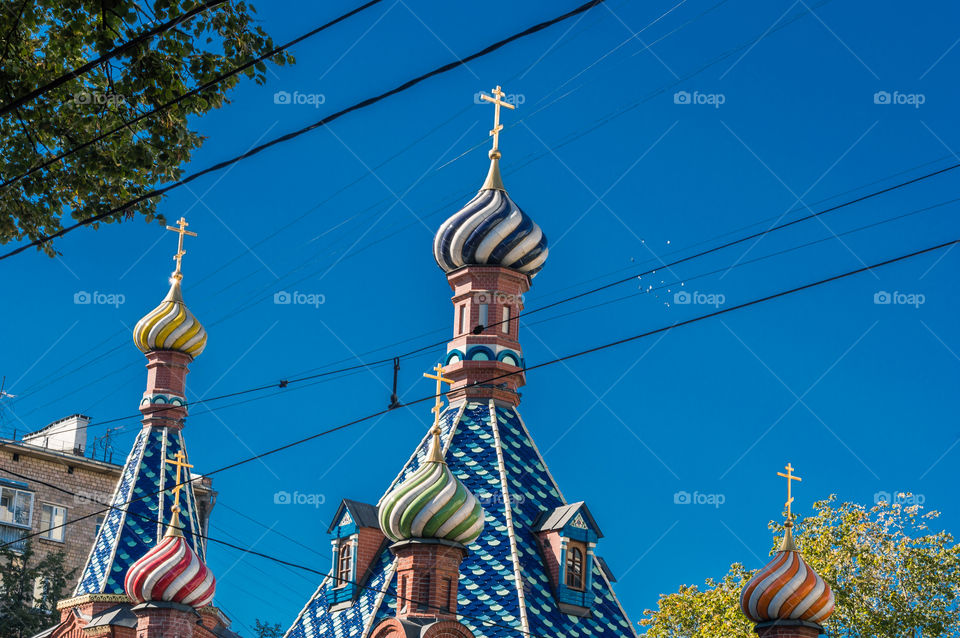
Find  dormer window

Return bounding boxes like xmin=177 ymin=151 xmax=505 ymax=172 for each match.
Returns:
xmin=336 ymin=538 xmax=353 ymax=588
xmin=565 ymin=542 xmax=585 ymax=590
xmin=534 ymin=502 xmax=604 ymax=617
xmin=326 ymin=499 xmax=386 ymax=608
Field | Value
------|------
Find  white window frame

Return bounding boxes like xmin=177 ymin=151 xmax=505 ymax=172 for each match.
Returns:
xmin=0 ymin=486 xmax=34 ymax=529
xmin=39 ymin=503 xmax=68 ymax=542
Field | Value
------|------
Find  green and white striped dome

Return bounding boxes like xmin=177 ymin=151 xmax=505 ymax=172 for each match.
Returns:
xmin=378 ymin=441 xmax=484 ymax=545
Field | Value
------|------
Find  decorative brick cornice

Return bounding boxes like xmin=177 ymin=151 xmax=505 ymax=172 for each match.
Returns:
xmin=57 ymin=593 xmax=129 ymax=610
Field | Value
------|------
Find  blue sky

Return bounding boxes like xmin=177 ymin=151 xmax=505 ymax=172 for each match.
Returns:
xmin=4 ymin=0 xmax=960 ymax=633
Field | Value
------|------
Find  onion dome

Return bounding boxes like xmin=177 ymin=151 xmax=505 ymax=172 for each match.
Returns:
xmin=133 ymin=277 xmax=207 ymax=358
xmin=740 ymin=527 xmax=835 ymax=624
xmin=433 ymin=158 xmax=549 ymax=277
xmin=379 ymin=431 xmax=485 ymax=545
xmin=124 ymin=513 xmax=216 ymax=608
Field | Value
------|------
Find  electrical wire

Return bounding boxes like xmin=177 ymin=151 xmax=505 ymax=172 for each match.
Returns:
xmin=0 ymin=0 xmax=227 ymax=116
xmin=3 ymin=234 xmax=956 ymax=553
xmin=0 ymin=0 xmax=609 ymax=260
xmin=22 ymin=159 xmax=958 ymax=435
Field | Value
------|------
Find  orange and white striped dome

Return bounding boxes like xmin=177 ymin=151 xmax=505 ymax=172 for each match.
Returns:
xmin=740 ymin=529 xmax=835 ymax=624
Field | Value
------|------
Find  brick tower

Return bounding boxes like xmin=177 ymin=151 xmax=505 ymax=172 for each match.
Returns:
xmin=433 ymin=86 xmax=547 ymax=407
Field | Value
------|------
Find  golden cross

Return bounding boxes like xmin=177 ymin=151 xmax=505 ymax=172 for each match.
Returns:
xmin=423 ymin=363 xmax=454 ymax=434
xmin=165 ymin=216 xmax=197 ymax=278
xmin=480 ymin=85 xmax=516 ymax=158
xmin=165 ymin=450 xmax=194 ymax=515
xmin=777 ymin=462 xmax=802 ymax=525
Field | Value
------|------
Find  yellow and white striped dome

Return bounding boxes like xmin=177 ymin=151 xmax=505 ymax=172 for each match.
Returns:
xmin=133 ymin=277 xmax=207 ymax=358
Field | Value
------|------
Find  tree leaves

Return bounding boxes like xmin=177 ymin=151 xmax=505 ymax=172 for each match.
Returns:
xmin=0 ymin=541 xmax=76 ymax=638
xmin=641 ymin=496 xmax=960 ymax=637
xmin=0 ymin=0 xmax=294 ymax=254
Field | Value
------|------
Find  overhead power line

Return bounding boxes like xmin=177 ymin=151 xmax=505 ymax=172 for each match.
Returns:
xmin=0 ymin=0 xmax=228 ymax=116
xmin=0 ymin=0 xmax=608 ymax=261
xmin=4 ymin=234 xmax=956 ymax=552
xmin=25 ymin=160 xmax=959 ymax=435
xmin=0 ymin=0 xmax=388 ymax=191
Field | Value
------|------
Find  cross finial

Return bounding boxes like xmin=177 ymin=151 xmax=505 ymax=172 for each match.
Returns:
xmin=480 ymin=85 xmax=516 ymax=160
xmin=776 ymin=462 xmax=802 ymax=527
xmin=423 ymin=364 xmax=454 ymax=462
xmin=165 ymin=216 xmax=198 ymax=280
xmin=165 ymin=450 xmax=194 ymax=517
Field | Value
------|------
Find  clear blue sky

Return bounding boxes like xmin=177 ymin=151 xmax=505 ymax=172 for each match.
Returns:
xmin=5 ymin=0 xmax=960 ymax=633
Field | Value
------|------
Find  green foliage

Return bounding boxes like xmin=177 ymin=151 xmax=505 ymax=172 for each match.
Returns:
xmin=253 ymin=618 xmax=284 ymax=638
xmin=641 ymin=495 xmax=960 ymax=637
xmin=0 ymin=0 xmax=294 ymax=253
xmin=0 ymin=541 xmax=76 ymax=638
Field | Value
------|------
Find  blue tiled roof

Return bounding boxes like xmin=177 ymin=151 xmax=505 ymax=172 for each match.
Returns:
xmin=284 ymin=401 xmax=636 ymax=638
xmin=74 ymin=425 xmax=207 ymax=596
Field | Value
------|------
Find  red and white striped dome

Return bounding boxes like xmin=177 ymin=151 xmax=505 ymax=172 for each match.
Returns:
xmin=740 ymin=531 xmax=834 ymax=624
xmin=125 ymin=522 xmax=216 ymax=609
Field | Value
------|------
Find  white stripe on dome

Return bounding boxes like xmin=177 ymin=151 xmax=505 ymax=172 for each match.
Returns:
xmin=767 ymin=557 xmax=805 ymax=617
xmin=473 ymin=206 xmax=523 ymax=263
xmin=517 ymin=247 xmax=548 ymax=274
xmin=447 ymin=193 xmax=503 ymax=267
xmin=410 ymin=467 xmax=458 ymax=536
xmin=792 ymin=573 xmax=826 ymax=619
xmin=747 ymin=552 xmax=795 ymax=616
xmin=500 ymin=225 xmax=543 ymax=267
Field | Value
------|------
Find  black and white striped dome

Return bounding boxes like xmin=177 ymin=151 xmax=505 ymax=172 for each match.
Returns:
xmin=433 ymin=162 xmax=548 ymax=277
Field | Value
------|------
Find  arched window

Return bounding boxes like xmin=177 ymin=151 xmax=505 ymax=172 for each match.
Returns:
xmin=565 ymin=544 xmax=585 ymax=591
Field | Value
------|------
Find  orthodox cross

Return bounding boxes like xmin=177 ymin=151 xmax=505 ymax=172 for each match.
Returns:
xmin=165 ymin=450 xmax=194 ymax=515
xmin=777 ymin=462 xmax=802 ymax=526
xmin=423 ymin=364 xmax=454 ymax=436
xmin=480 ymin=85 xmax=516 ymax=158
xmin=165 ymin=216 xmax=197 ymax=278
